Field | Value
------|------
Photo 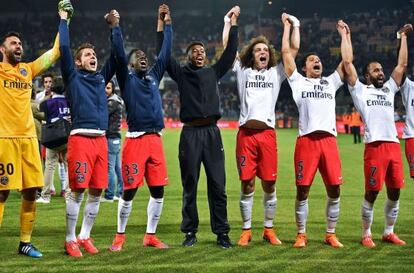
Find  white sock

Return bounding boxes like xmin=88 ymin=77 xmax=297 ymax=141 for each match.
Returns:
xmin=146 ymin=196 xmax=164 ymax=234
xmin=65 ymin=192 xmax=84 ymax=242
xmin=295 ymin=199 xmax=308 ymax=234
xmin=117 ymin=198 xmax=133 ymax=233
xmin=326 ymin=197 xmax=340 ymax=233
xmin=78 ymin=194 xmax=101 ymax=240
xmin=383 ymin=199 xmax=399 ymax=236
xmin=361 ymin=199 xmax=374 ymax=237
xmin=240 ymin=192 xmax=254 ymax=230
xmin=58 ymin=162 xmax=68 ymax=191
xmin=263 ymin=191 xmax=277 ymax=228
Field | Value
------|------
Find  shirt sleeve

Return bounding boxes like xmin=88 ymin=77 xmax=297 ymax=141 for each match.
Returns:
xmin=152 ymin=24 xmax=172 ymax=82
xmin=276 ymin=62 xmax=287 ymax=83
xmin=232 ymin=59 xmax=241 ymax=73
xmin=386 ymin=77 xmax=400 ymax=94
xmin=28 ymin=33 xmax=60 ymax=78
xmin=327 ymin=70 xmax=343 ymax=90
xmin=287 ymin=69 xmax=303 ymax=99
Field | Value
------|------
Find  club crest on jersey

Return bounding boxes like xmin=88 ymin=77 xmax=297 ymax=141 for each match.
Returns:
xmin=0 ymin=176 xmax=9 ymax=186
xmin=127 ymin=176 xmax=134 ymax=184
xmin=381 ymin=87 xmax=390 ymax=94
xmin=320 ymin=79 xmax=329 ymax=85
xmin=76 ymin=174 xmax=85 ymax=183
xmin=19 ymin=68 xmax=27 ymax=76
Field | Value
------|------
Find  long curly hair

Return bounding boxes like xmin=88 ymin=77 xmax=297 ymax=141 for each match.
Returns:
xmin=239 ymin=36 xmax=278 ymax=69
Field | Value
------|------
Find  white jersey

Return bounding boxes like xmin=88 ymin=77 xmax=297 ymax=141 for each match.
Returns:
xmin=349 ymin=78 xmax=399 ymax=143
xmin=288 ymin=69 xmax=343 ymax=136
xmin=233 ymin=59 xmax=285 ymax=128
xmin=400 ymin=78 xmax=414 ymax=138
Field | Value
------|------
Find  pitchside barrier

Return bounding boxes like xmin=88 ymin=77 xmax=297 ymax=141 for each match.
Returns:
xmin=120 ymin=120 xmax=406 ymax=138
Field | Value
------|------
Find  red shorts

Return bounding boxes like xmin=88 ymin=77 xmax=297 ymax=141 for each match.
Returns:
xmin=294 ymin=133 xmax=343 ymax=186
xmin=122 ymin=134 xmax=168 ymax=190
xmin=404 ymin=138 xmax=414 ymax=178
xmin=67 ymin=135 xmax=108 ymax=190
xmin=364 ymin=141 xmax=405 ymax=191
xmin=236 ymin=128 xmax=277 ymax=181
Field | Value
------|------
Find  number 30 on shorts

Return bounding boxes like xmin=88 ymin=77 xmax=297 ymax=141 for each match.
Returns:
xmin=0 ymin=163 xmax=14 ymax=176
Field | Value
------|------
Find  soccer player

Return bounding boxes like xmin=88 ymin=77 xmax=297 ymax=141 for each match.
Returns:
xmin=108 ymin=5 xmax=172 ymax=251
xmin=0 ymin=12 xmax=61 ymax=259
xmin=340 ymin=21 xmax=411 ymax=248
xmin=399 ymin=46 xmax=414 ymax=179
xmin=158 ymin=6 xmax=239 ymax=248
xmin=59 ymin=8 xmax=121 ymax=257
xmin=282 ymin=15 xmax=348 ymax=248
xmin=222 ymin=10 xmax=298 ymax=247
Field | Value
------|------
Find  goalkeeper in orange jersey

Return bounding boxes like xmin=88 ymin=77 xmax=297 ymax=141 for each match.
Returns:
xmin=0 ymin=2 xmax=71 ymax=258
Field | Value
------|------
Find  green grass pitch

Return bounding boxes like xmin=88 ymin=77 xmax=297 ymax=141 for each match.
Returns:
xmin=1 ymin=128 xmax=414 ymax=273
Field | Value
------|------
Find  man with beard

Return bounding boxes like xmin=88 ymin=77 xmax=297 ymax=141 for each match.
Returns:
xmin=157 ymin=6 xmax=239 ymax=248
xmin=108 ymin=4 xmax=172 ymax=251
xmin=0 ymin=7 xmax=61 ymax=259
xmin=59 ymin=7 xmax=120 ymax=257
xmin=282 ymin=16 xmax=348 ymax=248
xmin=340 ymin=21 xmax=411 ymax=248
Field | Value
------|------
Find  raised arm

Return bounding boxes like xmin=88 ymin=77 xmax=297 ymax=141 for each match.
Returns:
xmin=152 ymin=5 xmax=173 ymax=81
xmin=281 ymin=13 xmax=297 ymax=77
xmin=288 ymin=14 xmax=300 ymax=59
xmin=58 ymin=11 xmax=75 ymax=84
xmin=338 ymin=20 xmax=357 ymax=86
xmin=214 ymin=7 xmax=240 ymax=79
xmin=391 ymin=24 xmax=412 ymax=87
xmin=222 ymin=6 xmax=240 ymax=49
xmin=101 ymin=10 xmax=121 ymax=84
xmin=155 ymin=4 xmax=169 ymax=54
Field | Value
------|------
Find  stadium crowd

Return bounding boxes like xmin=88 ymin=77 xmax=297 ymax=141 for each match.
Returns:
xmin=1 ymin=5 xmax=413 ymax=121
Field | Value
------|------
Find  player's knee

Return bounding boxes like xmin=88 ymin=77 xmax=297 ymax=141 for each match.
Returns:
xmin=364 ymin=190 xmax=379 ymax=203
xmin=149 ymin=186 xmax=164 ymax=199
xmin=0 ymin=190 xmax=10 ymax=202
xmin=122 ymin=188 xmax=138 ymax=201
xmin=296 ymin=186 xmax=310 ymax=201
xmin=241 ymin=179 xmax=255 ymax=193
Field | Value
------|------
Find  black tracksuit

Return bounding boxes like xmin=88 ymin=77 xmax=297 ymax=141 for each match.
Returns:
xmin=160 ymin=25 xmax=238 ymax=235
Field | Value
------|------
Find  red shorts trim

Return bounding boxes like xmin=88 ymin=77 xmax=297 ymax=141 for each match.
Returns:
xmin=67 ymin=135 xmax=108 ymax=190
xmin=122 ymin=134 xmax=168 ymax=190
xmin=236 ymin=128 xmax=277 ymax=181
xmin=294 ymin=133 xmax=343 ymax=186
xmin=404 ymin=138 xmax=414 ymax=178
xmin=364 ymin=141 xmax=405 ymax=191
